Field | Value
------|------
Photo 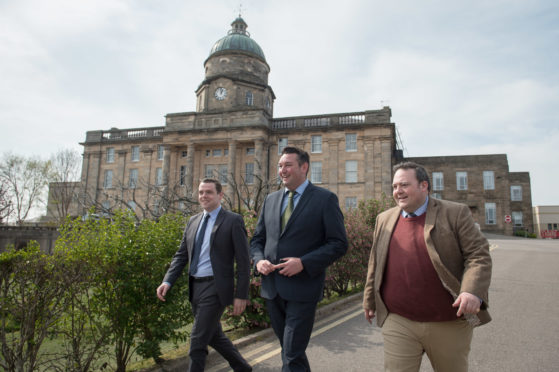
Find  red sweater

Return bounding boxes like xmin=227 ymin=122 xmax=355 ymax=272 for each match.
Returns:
xmin=380 ymin=214 xmax=457 ymax=322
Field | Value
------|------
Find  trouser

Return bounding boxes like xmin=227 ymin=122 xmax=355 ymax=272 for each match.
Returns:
xmin=189 ymin=279 xmax=251 ymax=372
xmin=382 ymin=313 xmax=473 ymax=372
xmin=266 ymin=296 xmax=318 ymax=372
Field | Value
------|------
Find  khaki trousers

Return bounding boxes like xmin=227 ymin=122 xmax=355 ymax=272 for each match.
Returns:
xmin=382 ymin=313 xmax=473 ymax=372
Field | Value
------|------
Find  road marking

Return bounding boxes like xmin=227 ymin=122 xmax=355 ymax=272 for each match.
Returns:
xmin=207 ymin=303 xmax=363 ymax=371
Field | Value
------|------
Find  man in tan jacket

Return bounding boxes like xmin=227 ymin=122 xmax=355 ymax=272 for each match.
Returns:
xmin=363 ymin=161 xmax=492 ymax=372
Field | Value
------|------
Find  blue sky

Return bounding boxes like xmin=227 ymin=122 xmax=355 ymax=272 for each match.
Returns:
xmin=1 ymin=0 xmax=557 ymax=205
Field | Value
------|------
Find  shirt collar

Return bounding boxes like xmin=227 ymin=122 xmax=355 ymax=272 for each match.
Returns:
xmin=402 ymin=196 xmax=429 ymax=218
xmin=204 ymin=205 xmax=221 ymax=219
xmin=285 ymin=179 xmax=309 ymax=196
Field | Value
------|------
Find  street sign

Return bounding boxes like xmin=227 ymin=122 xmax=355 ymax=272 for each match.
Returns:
xmin=505 ymin=215 xmax=512 ymax=223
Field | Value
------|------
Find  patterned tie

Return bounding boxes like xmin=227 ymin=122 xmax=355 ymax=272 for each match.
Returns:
xmin=190 ymin=214 xmax=210 ymax=276
xmin=281 ymin=191 xmax=295 ymax=231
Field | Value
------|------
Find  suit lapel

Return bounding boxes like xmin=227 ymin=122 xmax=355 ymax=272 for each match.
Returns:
xmin=210 ymin=208 xmax=226 ymax=248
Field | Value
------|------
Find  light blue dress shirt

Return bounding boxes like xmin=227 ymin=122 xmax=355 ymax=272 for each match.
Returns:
xmin=401 ymin=196 xmax=429 ymax=218
xmin=281 ymin=179 xmax=309 ymax=214
xmin=192 ymin=205 xmax=221 ymax=278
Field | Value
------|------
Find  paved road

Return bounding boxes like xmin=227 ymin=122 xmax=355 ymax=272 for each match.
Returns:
xmin=204 ymin=236 xmax=559 ymax=371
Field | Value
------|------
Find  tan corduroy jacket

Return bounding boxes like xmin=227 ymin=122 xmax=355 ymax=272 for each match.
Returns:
xmin=363 ymin=197 xmax=492 ymax=327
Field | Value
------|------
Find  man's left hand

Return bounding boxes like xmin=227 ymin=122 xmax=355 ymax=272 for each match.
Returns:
xmin=275 ymin=257 xmax=304 ymax=277
xmin=232 ymin=298 xmax=248 ymax=316
xmin=453 ymin=292 xmax=482 ymax=317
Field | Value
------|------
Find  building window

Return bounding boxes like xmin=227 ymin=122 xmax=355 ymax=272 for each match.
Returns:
xmin=432 ymin=172 xmax=444 ymax=191
xmin=245 ymin=91 xmax=253 ymax=106
xmin=218 ymin=165 xmax=228 ymax=184
xmin=511 ymin=185 xmax=522 ymax=201
xmin=245 ymin=163 xmax=254 ymax=184
xmin=101 ymin=200 xmax=110 ymax=213
xmin=278 ymin=138 xmax=288 ymax=155
xmin=103 ymin=170 xmax=113 ymax=189
xmin=345 ymin=160 xmax=358 ymax=183
xmin=206 ymin=150 xmax=211 ymax=157
xmin=246 ymin=148 xmax=255 ymax=156
xmin=512 ymin=211 xmax=523 ymax=227
xmin=432 ymin=192 xmax=442 ymax=200
xmin=213 ymin=149 xmax=222 ymax=157
xmin=345 ymin=197 xmax=357 ymax=210
xmin=345 ymin=134 xmax=357 ymax=152
xmin=205 ymin=164 xmax=216 ymax=179
xmin=106 ymin=148 xmax=115 ymax=163
xmin=131 ymin=146 xmax=140 ymax=162
xmin=483 ymin=171 xmax=495 ymax=190
xmin=180 ymin=166 xmax=186 ymax=186
xmin=310 ymin=161 xmax=322 ymax=183
xmin=127 ymin=201 xmax=136 ymax=212
xmin=311 ymin=135 xmax=322 ymax=153
xmin=157 ymin=145 xmax=164 ymax=161
xmin=224 ymin=148 xmax=229 ymax=156
xmin=485 ymin=203 xmax=496 ymax=225
xmin=456 ymin=172 xmax=468 ymax=190
xmin=155 ymin=168 xmax=163 ymax=186
xmin=129 ymin=169 xmax=138 ymax=188
xmin=181 ymin=150 xmax=188 ymax=158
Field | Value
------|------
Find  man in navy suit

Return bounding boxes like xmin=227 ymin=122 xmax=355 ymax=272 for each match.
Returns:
xmin=251 ymin=146 xmax=348 ymax=372
xmin=157 ymin=179 xmax=252 ymax=372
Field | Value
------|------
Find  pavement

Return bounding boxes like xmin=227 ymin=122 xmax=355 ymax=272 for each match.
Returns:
xmin=141 ymin=232 xmax=521 ymax=371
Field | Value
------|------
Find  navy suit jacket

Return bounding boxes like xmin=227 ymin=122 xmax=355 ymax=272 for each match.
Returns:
xmin=163 ymin=208 xmax=250 ymax=306
xmin=250 ymin=182 xmax=348 ymax=302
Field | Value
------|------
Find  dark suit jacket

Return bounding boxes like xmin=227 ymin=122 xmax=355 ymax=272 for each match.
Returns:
xmin=163 ymin=208 xmax=250 ymax=306
xmin=250 ymin=182 xmax=348 ymax=302
xmin=363 ymin=197 xmax=492 ymax=327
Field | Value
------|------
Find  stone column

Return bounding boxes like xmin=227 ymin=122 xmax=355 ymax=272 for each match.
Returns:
xmin=254 ymin=138 xmax=265 ymax=180
xmin=162 ymin=145 xmax=171 ymax=186
xmin=227 ymin=141 xmax=237 ymax=202
xmin=185 ymin=141 xmax=195 ymax=192
xmin=380 ymin=140 xmax=393 ymax=196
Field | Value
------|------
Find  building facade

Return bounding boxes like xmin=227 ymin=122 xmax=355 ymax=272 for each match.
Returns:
xmin=533 ymin=205 xmax=559 ymax=238
xmin=407 ymin=155 xmax=534 ymax=235
xmin=45 ymin=16 xmax=534 ymax=235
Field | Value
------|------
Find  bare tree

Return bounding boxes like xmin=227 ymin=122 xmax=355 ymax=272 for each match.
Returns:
xmin=0 ymin=153 xmax=50 ymax=224
xmin=80 ymin=176 xmax=198 ymax=221
xmin=0 ymin=179 xmax=12 ymax=224
xmin=46 ymin=149 xmax=82 ymax=223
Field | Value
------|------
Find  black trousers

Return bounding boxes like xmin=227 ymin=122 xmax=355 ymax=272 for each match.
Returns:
xmin=189 ymin=279 xmax=251 ymax=372
xmin=266 ymin=296 xmax=318 ymax=372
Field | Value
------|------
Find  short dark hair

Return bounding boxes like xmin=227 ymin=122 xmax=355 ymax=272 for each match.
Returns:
xmin=393 ymin=161 xmax=431 ymax=192
xmin=200 ymin=178 xmax=222 ymax=193
xmin=281 ymin=146 xmax=310 ymax=167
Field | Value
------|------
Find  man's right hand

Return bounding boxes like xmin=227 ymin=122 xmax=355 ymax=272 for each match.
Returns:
xmin=156 ymin=283 xmax=170 ymax=302
xmin=256 ymin=259 xmax=276 ymax=276
xmin=364 ymin=309 xmax=375 ymax=324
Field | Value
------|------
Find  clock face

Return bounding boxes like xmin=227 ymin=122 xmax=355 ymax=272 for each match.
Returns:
xmin=214 ymin=87 xmax=227 ymax=100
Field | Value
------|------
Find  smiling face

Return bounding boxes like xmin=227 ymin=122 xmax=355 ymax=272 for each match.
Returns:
xmin=198 ymin=181 xmax=223 ymax=212
xmin=392 ymin=168 xmax=429 ymax=213
xmin=278 ymin=153 xmax=308 ymax=191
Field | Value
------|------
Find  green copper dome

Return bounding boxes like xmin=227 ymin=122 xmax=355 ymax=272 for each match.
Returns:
xmin=209 ymin=17 xmax=266 ymax=62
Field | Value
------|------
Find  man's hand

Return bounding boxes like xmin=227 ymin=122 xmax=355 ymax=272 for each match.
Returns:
xmin=256 ymin=259 xmax=276 ymax=276
xmin=453 ymin=292 xmax=482 ymax=317
xmin=275 ymin=257 xmax=303 ymax=277
xmin=156 ymin=283 xmax=170 ymax=302
xmin=364 ymin=309 xmax=375 ymax=324
xmin=232 ymin=298 xmax=249 ymax=316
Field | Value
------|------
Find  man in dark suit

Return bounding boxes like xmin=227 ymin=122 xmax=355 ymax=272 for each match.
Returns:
xmin=157 ymin=178 xmax=252 ymax=372
xmin=251 ymin=146 xmax=348 ymax=372
xmin=363 ymin=162 xmax=492 ymax=372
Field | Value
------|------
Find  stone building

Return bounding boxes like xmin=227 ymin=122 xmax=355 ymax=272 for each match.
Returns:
xmin=44 ymin=16 xmax=534 ymax=235
xmin=77 ymin=17 xmax=398 ymax=217
xmin=407 ymin=155 xmax=534 ymax=235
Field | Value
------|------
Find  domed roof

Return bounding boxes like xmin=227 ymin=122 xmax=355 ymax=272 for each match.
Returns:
xmin=209 ymin=17 xmax=266 ymax=62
